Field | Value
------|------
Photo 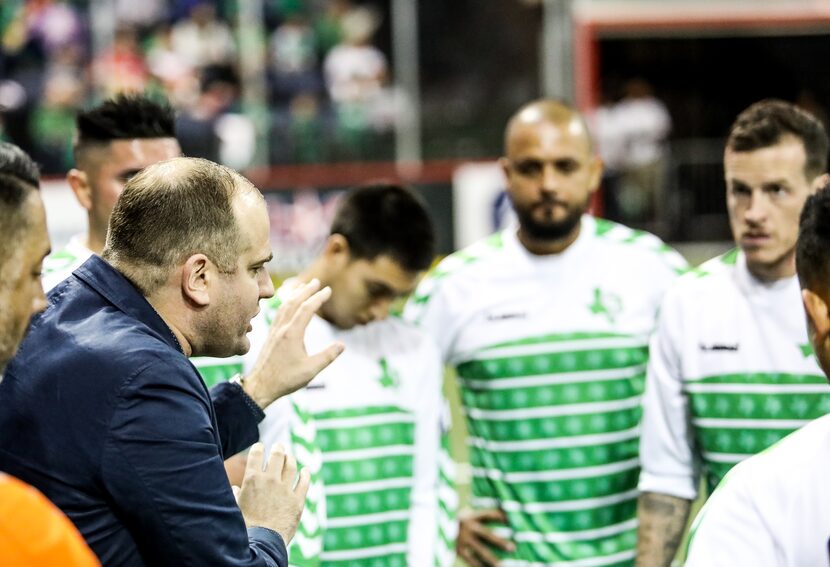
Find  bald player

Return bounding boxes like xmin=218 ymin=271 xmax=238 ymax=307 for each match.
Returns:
xmin=405 ymin=99 xmax=686 ymax=566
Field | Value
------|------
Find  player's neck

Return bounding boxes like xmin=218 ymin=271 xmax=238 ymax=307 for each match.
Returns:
xmin=517 ymin=222 xmax=582 ymax=256
xmin=746 ymin=252 xmax=797 ymax=283
xmin=297 ymin=262 xmax=329 ymax=290
xmin=85 ymin=232 xmax=105 ymax=256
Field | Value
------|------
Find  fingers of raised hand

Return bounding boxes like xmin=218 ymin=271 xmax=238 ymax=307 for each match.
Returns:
xmin=266 ymin=443 xmax=287 ymax=475
xmin=245 ymin=443 xmax=266 ymax=478
xmin=294 ymin=468 xmax=311 ymax=499
xmin=286 ymin=286 xmax=332 ymax=339
xmin=277 ymin=279 xmax=322 ymax=325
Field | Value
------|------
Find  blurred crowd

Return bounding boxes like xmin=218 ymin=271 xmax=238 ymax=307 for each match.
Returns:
xmin=0 ymin=0 xmax=399 ymax=174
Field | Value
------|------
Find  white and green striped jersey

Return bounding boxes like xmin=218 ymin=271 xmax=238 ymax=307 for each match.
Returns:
xmin=405 ymin=216 xmax=686 ymax=566
xmin=638 ymin=249 xmax=830 ymax=500
xmin=251 ymin=287 xmax=449 ymax=567
xmin=42 ymin=235 xmax=93 ymax=292
xmin=685 ymin=412 xmax=830 ymax=567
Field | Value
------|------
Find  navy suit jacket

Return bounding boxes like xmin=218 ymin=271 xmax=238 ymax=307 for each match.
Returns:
xmin=0 ymin=256 xmax=288 ymax=566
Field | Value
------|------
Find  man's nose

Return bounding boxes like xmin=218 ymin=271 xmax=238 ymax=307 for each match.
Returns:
xmin=540 ymin=164 xmax=558 ymax=193
xmin=744 ymin=191 xmax=768 ymax=224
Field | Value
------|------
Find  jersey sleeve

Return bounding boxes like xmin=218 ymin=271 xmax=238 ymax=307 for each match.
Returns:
xmin=638 ymin=283 xmax=701 ymax=500
xmin=685 ymin=464 xmax=778 ymax=567
xmin=434 ymin=400 xmax=459 ymax=567
xmin=407 ymin=338 xmax=443 ymax=567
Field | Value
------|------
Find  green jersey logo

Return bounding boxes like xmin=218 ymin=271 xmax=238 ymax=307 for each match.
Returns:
xmin=588 ymin=287 xmax=623 ymax=324
xmin=799 ymin=342 xmax=815 ymax=358
xmin=378 ymin=358 xmax=400 ymax=389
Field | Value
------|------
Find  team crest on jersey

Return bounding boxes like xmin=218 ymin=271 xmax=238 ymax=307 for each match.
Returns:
xmin=377 ymin=358 xmax=400 ymax=389
xmin=588 ymin=287 xmax=623 ymax=324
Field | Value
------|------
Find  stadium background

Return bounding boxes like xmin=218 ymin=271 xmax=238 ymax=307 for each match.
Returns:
xmin=4 ymin=0 xmax=830 ymax=563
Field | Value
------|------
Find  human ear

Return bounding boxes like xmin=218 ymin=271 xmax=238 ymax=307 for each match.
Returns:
xmin=67 ymin=169 xmax=93 ymax=211
xmin=323 ymin=234 xmax=351 ymax=264
xmin=810 ymin=173 xmax=830 ymax=193
xmin=803 ymin=288 xmax=830 ymax=352
xmin=182 ymin=254 xmax=211 ymax=307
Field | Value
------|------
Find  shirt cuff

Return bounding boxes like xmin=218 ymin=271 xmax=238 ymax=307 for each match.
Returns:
xmin=638 ymin=470 xmax=699 ymax=500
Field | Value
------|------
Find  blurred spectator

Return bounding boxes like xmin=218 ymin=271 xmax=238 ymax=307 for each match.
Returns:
xmin=313 ymin=0 xmax=352 ymax=57
xmin=29 ymin=69 xmax=83 ymax=172
xmin=323 ymin=5 xmax=393 ymax=157
xmin=176 ymin=64 xmax=255 ymax=169
xmin=268 ymin=5 xmax=321 ymax=104
xmin=22 ymin=0 xmax=84 ymax=61
xmin=146 ymin=24 xmax=198 ymax=107
xmin=596 ymin=79 xmax=671 ymax=224
xmin=115 ymin=0 xmax=167 ymax=32
xmin=171 ymin=1 xmax=236 ymax=69
xmin=92 ymin=26 xmax=149 ymax=96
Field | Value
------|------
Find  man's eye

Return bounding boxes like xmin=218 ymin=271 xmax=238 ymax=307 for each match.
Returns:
xmin=516 ymin=162 xmax=542 ymax=176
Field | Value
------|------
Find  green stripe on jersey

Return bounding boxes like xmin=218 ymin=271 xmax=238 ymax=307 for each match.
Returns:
xmin=686 ymin=371 xmax=830 ymax=491
xmin=456 ymin=332 xmax=647 ymax=563
xmin=315 ymin=406 xmax=416 ymax=566
xmin=194 ymin=358 xmax=243 ymax=387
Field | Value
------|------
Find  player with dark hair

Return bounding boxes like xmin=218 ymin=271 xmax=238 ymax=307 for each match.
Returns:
xmin=0 ymin=142 xmax=48 ymax=370
xmin=636 ymin=99 xmax=830 ymax=566
xmin=241 ymin=183 xmax=455 ymax=567
xmin=0 ymin=141 xmax=98 ymax=566
xmin=683 ymin=183 xmax=830 ymax=566
xmin=42 ymin=94 xmax=180 ymax=290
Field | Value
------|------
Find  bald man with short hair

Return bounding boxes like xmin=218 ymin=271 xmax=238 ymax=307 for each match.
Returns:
xmin=405 ymin=99 xmax=687 ymax=566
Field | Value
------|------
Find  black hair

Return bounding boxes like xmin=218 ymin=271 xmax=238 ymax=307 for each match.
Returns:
xmin=797 ymin=181 xmax=830 ymax=293
xmin=0 ymin=142 xmax=41 ymax=263
xmin=0 ymin=141 xmax=39 ymax=191
xmin=330 ymin=183 xmax=435 ymax=272
xmin=0 ymin=141 xmax=39 ymax=207
xmin=727 ymin=99 xmax=829 ymax=178
xmin=75 ymin=94 xmax=175 ymax=146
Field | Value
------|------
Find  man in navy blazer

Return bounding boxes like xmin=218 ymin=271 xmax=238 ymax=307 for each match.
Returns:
xmin=0 ymin=157 xmax=344 ymax=566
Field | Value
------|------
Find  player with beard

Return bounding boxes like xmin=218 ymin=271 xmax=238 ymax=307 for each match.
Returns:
xmin=405 ymin=99 xmax=687 ymax=566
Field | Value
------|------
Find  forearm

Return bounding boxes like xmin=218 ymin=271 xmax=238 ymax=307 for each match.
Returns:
xmin=635 ymin=491 xmax=692 ymax=567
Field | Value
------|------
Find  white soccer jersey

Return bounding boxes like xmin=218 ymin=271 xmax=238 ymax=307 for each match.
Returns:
xmin=405 ymin=216 xmax=686 ymax=566
xmin=252 ymin=287 xmax=448 ymax=567
xmin=639 ymin=250 xmax=830 ymax=500
xmin=685 ymin=412 xmax=830 ymax=567
xmin=42 ymin=235 xmax=93 ymax=292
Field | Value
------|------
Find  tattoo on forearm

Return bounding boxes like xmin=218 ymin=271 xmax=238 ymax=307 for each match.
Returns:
xmin=635 ymin=492 xmax=693 ymax=567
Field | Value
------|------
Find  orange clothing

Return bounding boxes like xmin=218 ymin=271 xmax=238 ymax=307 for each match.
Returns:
xmin=0 ymin=473 xmax=99 ymax=566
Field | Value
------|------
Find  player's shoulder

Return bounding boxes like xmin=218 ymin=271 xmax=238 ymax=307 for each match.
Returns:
xmin=374 ymin=315 xmax=440 ymax=354
xmin=589 ymin=216 xmax=687 ymax=274
xmin=749 ymin=413 xmax=830 ymax=472
xmin=430 ymin=230 xmax=509 ymax=282
xmin=407 ymin=230 xmax=508 ymax=315
xmin=668 ymin=248 xmax=739 ymax=297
